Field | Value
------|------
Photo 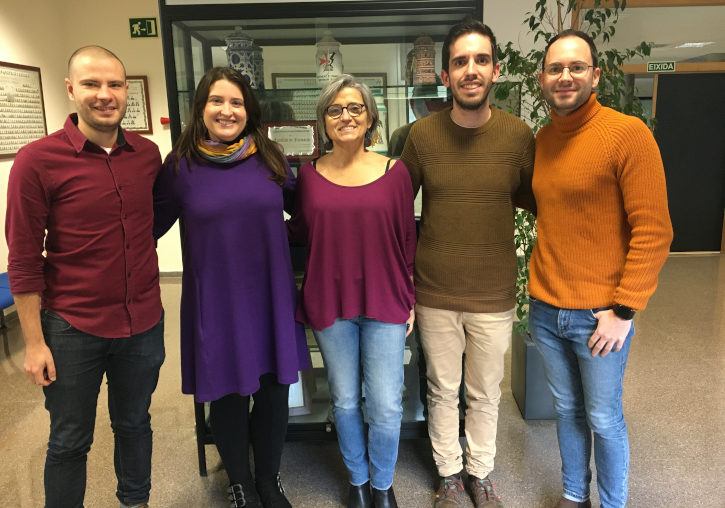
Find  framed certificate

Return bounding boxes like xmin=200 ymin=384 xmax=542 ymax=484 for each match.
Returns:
xmin=0 ymin=61 xmax=47 ymax=157
xmin=121 ymin=75 xmax=153 ymax=134
xmin=266 ymin=121 xmax=319 ymax=160
xmin=271 ymin=73 xmax=318 ymax=90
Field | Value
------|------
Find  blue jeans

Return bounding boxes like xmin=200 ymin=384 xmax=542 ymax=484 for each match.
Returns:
xmin=41 ymin=310 xmax=165 ymax=508
xmin=529 ymin=298 xmax=632 ymax=508
xmin=313 ymin=316 xmax=406 ymax=490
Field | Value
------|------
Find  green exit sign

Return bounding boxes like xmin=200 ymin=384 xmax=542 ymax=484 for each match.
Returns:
xmin=129 ymin=18 xmax=158 ymax=38
xmin=647 ymin=61 xmax=676 ymax=73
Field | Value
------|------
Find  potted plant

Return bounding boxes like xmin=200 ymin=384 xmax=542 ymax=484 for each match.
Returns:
xmin=495 ymin=0 xmax=654 ymax=419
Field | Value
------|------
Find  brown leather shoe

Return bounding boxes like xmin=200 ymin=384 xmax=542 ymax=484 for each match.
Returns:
xmin=467 ymin=475 xmax=503 ymax=507
xmin=556 ymin=497 xmax=592 ymax=508
xmin=434 ymin=474 xmax=468 ymax=507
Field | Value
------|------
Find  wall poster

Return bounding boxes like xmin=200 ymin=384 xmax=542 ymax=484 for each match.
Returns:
xmin=0 ymin=61 xmax=47 ymax=157
xmin=121 ymin=75 xmax=153 ymax=134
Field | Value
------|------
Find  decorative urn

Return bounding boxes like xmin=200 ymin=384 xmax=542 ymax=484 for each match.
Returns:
xmin=225 ymin=26 xmax=258 ymax=88
xmin=413 ymin=34 xmax=436 ymax=85
xmin=315 ymin=30 xmax=343 ymax=86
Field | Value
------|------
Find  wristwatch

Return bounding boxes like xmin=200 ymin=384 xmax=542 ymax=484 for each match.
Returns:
xmin=612 ymin=303 xmax=636 ymax=320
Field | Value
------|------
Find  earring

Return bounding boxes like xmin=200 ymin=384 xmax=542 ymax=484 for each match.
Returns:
xmin=366 ymin=129 xmax=379 ymax=148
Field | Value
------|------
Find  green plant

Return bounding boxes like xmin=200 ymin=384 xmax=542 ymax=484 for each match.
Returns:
xmin=494 ymin=0 xmax=654 ymax=333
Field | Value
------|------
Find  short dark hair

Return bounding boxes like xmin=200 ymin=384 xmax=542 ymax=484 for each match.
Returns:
xmin=442 ymin=18 xmax=498 ymax=73
xmin=542 ymin=29 xmax=599 ymax=70
xmin=68 ymin=45 xmax=126 ymax=79
xmin=171 ymin=67 xmax=287 ymax=184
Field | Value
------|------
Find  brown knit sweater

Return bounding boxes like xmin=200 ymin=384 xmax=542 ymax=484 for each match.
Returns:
xmin=401 ymin=106 xmax=535 ymax=312
xmin=529 ymin=93 xmax=673 ymax=311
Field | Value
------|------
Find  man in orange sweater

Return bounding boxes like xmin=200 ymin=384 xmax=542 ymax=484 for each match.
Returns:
xmin=529 ymin=30 xmax=672 ymax=508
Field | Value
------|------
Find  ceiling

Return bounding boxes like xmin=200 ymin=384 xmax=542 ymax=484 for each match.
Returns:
xmin=579 ymin=5 xmax=725 ymax=63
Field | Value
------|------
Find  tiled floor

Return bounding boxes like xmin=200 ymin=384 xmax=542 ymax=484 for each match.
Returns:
xmin=0 ymin=254 xmax=722 ymax=507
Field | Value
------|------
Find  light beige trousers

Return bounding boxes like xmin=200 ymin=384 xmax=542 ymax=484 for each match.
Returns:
xmin=416 ymin=304 xmax=514 ymax=479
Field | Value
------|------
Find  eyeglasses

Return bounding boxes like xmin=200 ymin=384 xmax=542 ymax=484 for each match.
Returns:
xmin=326 ymin=102 xmax=365 ymax=119
xmin=544 ymin=62 xmax=594 ymax=77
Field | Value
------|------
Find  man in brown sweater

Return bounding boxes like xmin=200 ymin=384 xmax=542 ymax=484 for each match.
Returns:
xmin=529 ymin=31 xmax=672 ymax=508
xmin=401 ymin=19 xmax=535 ymax=508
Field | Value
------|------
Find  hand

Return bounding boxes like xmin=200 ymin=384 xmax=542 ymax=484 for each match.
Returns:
xmin=405 ymin=308 xmax=415 ymax=338
xmin=24 ymin=342 xmax=56 ymax=386
xmin=588 ymin=309 xmax=632 ymax=357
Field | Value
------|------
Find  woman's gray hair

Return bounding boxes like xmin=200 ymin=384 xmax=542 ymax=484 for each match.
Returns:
xmin=316 ymin=74 xmax=380 ymax=150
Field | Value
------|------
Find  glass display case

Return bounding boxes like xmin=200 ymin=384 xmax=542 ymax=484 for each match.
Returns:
xmin=159 ymin=0 xmax=486 ymax=146
xmin=157 ymin=1 xmax=490 ymax=467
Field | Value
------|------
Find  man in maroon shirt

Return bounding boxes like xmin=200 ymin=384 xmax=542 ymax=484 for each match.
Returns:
xmin=5 ymin=46 xmax=163 ymax=508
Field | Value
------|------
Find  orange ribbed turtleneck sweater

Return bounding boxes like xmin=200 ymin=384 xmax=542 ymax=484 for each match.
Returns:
xmin=529 ymin=94 xmax=673 ymax=311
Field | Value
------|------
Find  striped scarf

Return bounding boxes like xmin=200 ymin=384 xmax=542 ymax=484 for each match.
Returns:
xmin=197 ymin=137 xmax=257 ymax=164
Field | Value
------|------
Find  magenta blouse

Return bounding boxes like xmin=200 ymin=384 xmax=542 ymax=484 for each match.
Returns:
xmin=289 ymin=159 xmax=416 ymax=331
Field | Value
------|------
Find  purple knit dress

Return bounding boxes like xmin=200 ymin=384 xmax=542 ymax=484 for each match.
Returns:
xmin=154 ymin=153 xmax=310 ymax=401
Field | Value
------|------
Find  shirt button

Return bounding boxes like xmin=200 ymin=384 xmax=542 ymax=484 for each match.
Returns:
xmin=127 ymin=299 xmax=132 ymax=304
xmin=126 ymin=243 xmax=130 ymax=249
xmin=119 ymin=185 xmax=123 ymax=190
xmin=127 ymin=273 xmax=131 ymax=278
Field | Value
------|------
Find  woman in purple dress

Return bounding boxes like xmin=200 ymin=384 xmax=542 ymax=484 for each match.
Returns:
xmin=288 ymin=75 xmax=416 ymax=508
xmin=154 ymin=67 xmax=309 ymax=508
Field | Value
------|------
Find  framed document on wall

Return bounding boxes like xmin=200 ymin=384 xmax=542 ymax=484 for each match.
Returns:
xmin=0 ymin=61 xmax=47 ymax=157
xmin=121 ymin=75 xmax=153 ymax=134
xmin=271 ymin=73 xmax=318 ymax=90
xmin=266 ymin=121 xmax=319 ymax=161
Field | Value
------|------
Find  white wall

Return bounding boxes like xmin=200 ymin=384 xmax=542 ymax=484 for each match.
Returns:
xmin=0 ymin=0 xmax=69 ymax=271
xmin=0 ymin=0 xmax=182 ymax=273
xmin=485 ymin=0 xmax=538 ymax=53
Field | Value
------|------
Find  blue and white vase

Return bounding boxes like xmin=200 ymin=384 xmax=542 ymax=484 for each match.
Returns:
xmin=226 ymin=26 xmax=257 ymax=89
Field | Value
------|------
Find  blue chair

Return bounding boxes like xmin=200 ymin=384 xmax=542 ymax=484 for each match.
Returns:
xmin=0 ymin=273 xmax=14 ymax=330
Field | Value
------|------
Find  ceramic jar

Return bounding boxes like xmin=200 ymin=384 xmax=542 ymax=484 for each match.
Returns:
xmin=225 ymin=26 xmax=258 ymax=88
xmin=413 ymin=34 xmax=436 ymax=85
xmin=315 ymin=31 xmax=343 ymax=86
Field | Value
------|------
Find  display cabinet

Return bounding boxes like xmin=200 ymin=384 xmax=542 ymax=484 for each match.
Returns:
xmin=159 ymin=0 xmax=487 ymax=143
xmin=158 ymin=1 xmax=488 ymax=469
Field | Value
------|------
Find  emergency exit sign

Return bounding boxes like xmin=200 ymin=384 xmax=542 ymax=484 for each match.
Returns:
xmin=129 ymin=18 xmax=158 ymax=38
xmin=647 ymin=61 xmax=676 ymax=73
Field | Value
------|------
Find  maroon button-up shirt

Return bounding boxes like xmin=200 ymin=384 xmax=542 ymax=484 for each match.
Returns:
xmin=5 ymin=114 xmax=162 ymax=338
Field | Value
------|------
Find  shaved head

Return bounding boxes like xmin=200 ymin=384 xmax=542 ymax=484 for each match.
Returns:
xmin=68 ymin=45 xmax=126 ymax=80
xmin=65 ymin=45 xmax=128 ymax=146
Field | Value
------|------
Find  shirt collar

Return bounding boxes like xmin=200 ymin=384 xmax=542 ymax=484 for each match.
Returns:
xmin=64 ymin=113 xmax=133 ymax=154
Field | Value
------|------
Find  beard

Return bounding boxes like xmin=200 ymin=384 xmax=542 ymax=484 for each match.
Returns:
xmin=451 ymin=81 xmax=493 ymax=111
xmin=542 ymin=83 xmax=593 ymax=116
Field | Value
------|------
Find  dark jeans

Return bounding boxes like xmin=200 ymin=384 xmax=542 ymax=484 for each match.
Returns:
xmin=41 ymin=310 xmax=165 ymax=508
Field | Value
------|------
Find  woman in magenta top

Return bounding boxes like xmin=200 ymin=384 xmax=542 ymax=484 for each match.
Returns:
xmin=288 ymin=74 xmax=416 ymax=508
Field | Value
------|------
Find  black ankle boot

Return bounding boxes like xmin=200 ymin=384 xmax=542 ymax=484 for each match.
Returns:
xmin=228 ymin=480 xmax=263 ymax=508
xmin=348 ymin=481 xmax=372 ymax=508
xmin=372 ymin=486 xmax=398 ymax=508
xmin=256 ymin=473 xmax=292 ymax=508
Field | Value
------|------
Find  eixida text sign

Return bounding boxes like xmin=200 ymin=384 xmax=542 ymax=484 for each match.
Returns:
xmin=647 ymin=61 xmax=676 ymax=73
